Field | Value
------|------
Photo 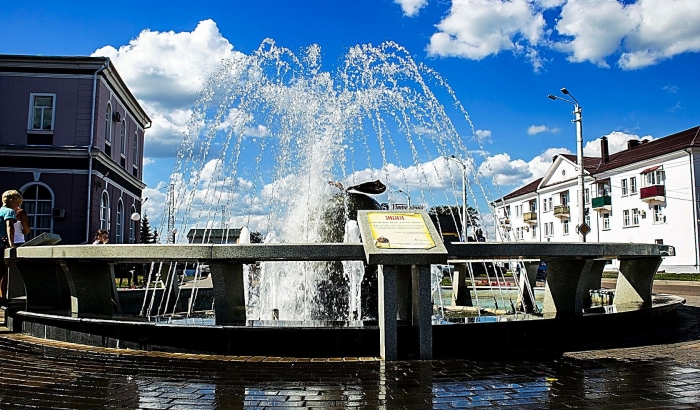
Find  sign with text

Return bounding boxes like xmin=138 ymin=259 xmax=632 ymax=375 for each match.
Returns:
xmin=366 ymin=212 xmax=436 ymax=249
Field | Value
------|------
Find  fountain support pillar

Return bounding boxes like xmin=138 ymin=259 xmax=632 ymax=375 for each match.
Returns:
xmin=452 ymin=262 xmax=472 ymax=307
xmin=542 ymin=258 xmax=589 ymax=316
xmin=396 ymin=265 xmax=412 ymax=321
xmin=614 ymin=257 xmax=662 ymax=306
xmin=412 ymin=265 xmax=432 ymax=359
xmin=60 ymin=261 xmax=121 ymax=315
xmin=516 ymin=262 xmax=539 ymax=313
xmin=578 ymin=259 xmax=607 ymax=308
xmin=210 ymin=262 xmax=246 ymax=323
xmin=378 ymin=265 xmax=398 ymax=361
xmin=9 ymin=260 xmax=71 ymax=311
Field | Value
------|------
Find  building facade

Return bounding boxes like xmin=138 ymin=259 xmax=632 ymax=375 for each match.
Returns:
xmin=494 ymin=126 xmax=700 ymax=273
xmin=0 ymin=55 xmax=150 ymax=244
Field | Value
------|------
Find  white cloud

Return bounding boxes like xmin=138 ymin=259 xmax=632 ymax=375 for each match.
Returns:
xmin=92 ymin=19 xmax=243 ymax=158
xmin=474 ymin=129 xmax=493 ymax=143
xmin=478 ymin=147 xmax=571 ymax=186
xmin=527 ymin=124 xmax=560 ymax=135
xmin=417 ymin=0 xmax=700 ymax=70
xmin=583 ymin=131 xmax=654 ymax=156
xmin=394 ymin=0 xmax=429 ymax=16
xmin=662 ymin=84 xmax=679 ymax=94
xmin=427 ymin=0 xmax=546 ymax=67
xmin=618 ymin=0 xmax=700 ymax=69
xmin=555 ymin=0 xmax=700 ymax=69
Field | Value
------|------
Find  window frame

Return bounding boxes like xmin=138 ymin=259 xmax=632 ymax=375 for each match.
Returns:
xmin=630 ymin=177 xmax=637 ymax=194
xmin=653 ymin=204 xmax=665 ymax=224
xmin=105 ymin=103 xmax=113 ymax=146
xmin=19 ymin=182 xmax=55 ymax=239
xmin=563 ymin=219 xmax=569 ymax=235
xmin=116 ymin=199 xmax=124 ymax=244
xmin=28 ymin=93 xmax=56 ymax=132
xmin=129 ymin=205 xmax=137 ymax=243
xmin=621 ymin=179 xmax=628 ymax=196
xmin=602 ymin=213 xmax=610 ymax=230
xmin=623 ymin=209 xmax=630 ymax=227
xmin=100 ymin=191 xmax=110 ymax=231
xmin=120 ymin=119 xmax=127 ymax=157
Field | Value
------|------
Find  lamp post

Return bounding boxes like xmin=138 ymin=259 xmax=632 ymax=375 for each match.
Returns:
xmin=548 ymin=88 xmax=586 ymax=242
xmin=396 ymin=189 xmax=411 ymax=208
xmin=448 ymin=155 xmax=468 ymax=242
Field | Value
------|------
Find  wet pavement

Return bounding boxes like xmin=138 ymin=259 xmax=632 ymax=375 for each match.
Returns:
xmin=0 ymin=280 xmax=700 ymax=409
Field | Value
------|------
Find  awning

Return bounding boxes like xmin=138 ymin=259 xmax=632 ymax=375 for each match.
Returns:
xmin=640 ymin=165 xmax=661 ymax=174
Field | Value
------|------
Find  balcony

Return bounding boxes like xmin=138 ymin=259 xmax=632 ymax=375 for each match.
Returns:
xmin=553 ymin=205 xmax=570 ymax=218
xmin=523 ymin=211 xmax=537 ymax=224
xmin=640 ymin=185 xmax=665 ymax=203
xmin=592 ymin=195 xmax=612 ymax=211
xmin=498 ymin=217 xmax=510 ymax=227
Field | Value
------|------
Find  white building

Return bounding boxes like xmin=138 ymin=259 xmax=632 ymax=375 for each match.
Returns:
xmin=494 ymin=125 xmax=700 ymax=273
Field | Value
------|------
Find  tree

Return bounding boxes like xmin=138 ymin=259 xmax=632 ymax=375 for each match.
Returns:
xmin=250 ymin=231 xmax=263 ymax=243
xmin=428 ymin=205 xmax=480 ymax=228
xmin=140 ymin=215 xmax=155 ymax=243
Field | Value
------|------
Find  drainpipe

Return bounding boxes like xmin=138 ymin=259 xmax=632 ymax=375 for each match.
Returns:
xmin=686 ymin=148 xmax=700 ymax=272
xmin=86 ymin=58 xmax=110 ymax=243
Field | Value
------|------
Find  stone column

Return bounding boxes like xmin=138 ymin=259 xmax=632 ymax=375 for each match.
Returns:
xmin=614 ymin=257 xmax=662 ymax=306
xmin=395 ymin=265 xmax=412 ymax=322
xmin=12 ymin=260 xmax=71 ymax=311
xmin=209 ymin=262 xmax=246 ymax=324
xmin=577 ymin=259 xmax=607 ymax=309
xmin=516 ymin=261 xmax=538 ymax=313
xmin=7 ymin=261 xmax=25 ymax=299
xmin=378 ymin=265 xmax=397 ymax=361
xmin=60 ymin=260 xmax=120 ymax=315
xmin=541 ymin=258 xmax=589 ymax=316
xmin=451 ymin=263 xmax=472 ymax=306
xmin=412 ymin=265 xmax=433 ymax=360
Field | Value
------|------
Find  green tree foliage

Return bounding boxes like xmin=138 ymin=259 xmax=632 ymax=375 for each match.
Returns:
xmin=428 ymin=205 xmax=480 ymax=228
xmin=250 ymin=231 xmax=263 ymax=243
xmin=139 ymin=215 xmax=157 ymax=243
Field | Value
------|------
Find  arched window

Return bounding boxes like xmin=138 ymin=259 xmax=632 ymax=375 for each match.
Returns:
xmin=133 ymin=131 xmax=139 ymax=166
xmin=105 ymin=103 xmax=112 ymax=155
xmin=100 ymin=191 xmax=110 ymax=231
xmin=129 ymin=205 xmax=137 ymax=243
xmin=116 ymin=199 xmax=124 ymax=243
xmin=21 ymin=183 xmax=54 ymax=240
xmin=120 ymin=119 xmax=127 ymax=156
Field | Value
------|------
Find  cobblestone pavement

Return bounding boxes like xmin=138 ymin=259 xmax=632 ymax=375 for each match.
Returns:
xmin=0 ymin=281 xmax=700 ymax=409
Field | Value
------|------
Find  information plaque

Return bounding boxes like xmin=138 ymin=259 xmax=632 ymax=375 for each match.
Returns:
xmin=357 ymin=209 xmax=447 ymax=265
xmin=366 ymin=212 xmax=435 ymax=249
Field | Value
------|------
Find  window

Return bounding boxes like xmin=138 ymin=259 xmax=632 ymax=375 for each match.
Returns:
xmin=632 ymin=208 xmax=640 ymax=226
xmin=621 ymin=179 xmax=628 ymax=196
xmin=584 ymin=188 xmax=590 ymax=204
xmin=532 ymin=224 xmax=537 ymax=238
xmin=563 ymin=219 xmax=569 ymax=235
xmin=603 ymin=213 xmax=610 ymax=230
xmin=646 ymin=170 xmax=665 ymax=186
xmin=504 ymin=206 xmax=511 ymax=218
xmin=21 ymin=183 xmax=54 ymax=240
xmin=105 ymin=103 xmax=112 ymax=155
xmin=545 ymin=222 xmax=554 ymax=237
xmin=630 ymin=177 xmax=637 ymax=194
xmin=653 ymin=205 xmax=665 ymax=224
xmin=585 ymin=214 xmax=591 ymax=228
xmin=529 ymin=199 xmax=537 ymax=212
xmin=28 ymin=94 xmax=55 ymax=131
xmin=133 ymin=132 xmax=139 ymax=165
xmin=597 ymin=180 xmax=610 ymax=197
xmin=655 ymin=239 xmax=663 ymax=245
xmin=547 ymin=197 xmax=552 ymax=211
xmin=542 ymin=198 xmax=548 ymax=212
xmin=560 ymin=191 xmax=569 ymax=206
xmin=116 ymin=200 xmax=124 ymax=244
xmin=100 ymin=191 xmax=110 ymax=230
xmin=129 ymin=206 xmax=137 ymax=243
xmin=120 ymin=119 xmax=127 ymax=156
xmin=623 ymin=210 xmax=630 ymax=227
xmin=515 ymin=205 xmax=521 ymax=217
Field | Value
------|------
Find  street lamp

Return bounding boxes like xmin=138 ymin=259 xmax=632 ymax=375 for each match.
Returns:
xmin=548 ymin=87 xmax=586 ymax=242
xmin=448 ymin=155 xmax=468 ymax=242
xmin=396 ymin=189 xmax=411 ymax=208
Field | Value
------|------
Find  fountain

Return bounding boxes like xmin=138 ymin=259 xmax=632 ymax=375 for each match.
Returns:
xmin=1 ymin=40 xmax=683 ymax=360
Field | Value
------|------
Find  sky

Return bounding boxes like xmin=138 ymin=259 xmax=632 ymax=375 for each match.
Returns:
xmin=2 ymin=0 xmax=699 ymax=237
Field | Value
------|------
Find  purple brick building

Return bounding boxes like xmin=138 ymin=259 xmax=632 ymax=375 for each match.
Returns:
xmin=0 ymin=55 xmax=150 ymax=244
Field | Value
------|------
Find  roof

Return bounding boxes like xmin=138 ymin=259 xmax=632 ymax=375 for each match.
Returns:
xmin=499 ymin=125 xmax=700 ymax=202
xmin=0 ymin=54 xmax=151 ymax=127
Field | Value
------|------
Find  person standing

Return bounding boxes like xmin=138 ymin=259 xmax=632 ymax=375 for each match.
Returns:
xmin=12 ymin=197 xmax=30 ymax=246
xmin=0 ymin=190 xmax=22 ymax=301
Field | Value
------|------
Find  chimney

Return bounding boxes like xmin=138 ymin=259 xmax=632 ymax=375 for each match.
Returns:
xmin=627 ymin=139 xmax=641 ymax=150
xmin=601 ymin=136 xmax=610 ymax=163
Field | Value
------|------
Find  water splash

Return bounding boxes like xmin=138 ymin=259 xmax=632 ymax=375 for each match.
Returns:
xmin=166 ymin=40 xmax=504 ymax=320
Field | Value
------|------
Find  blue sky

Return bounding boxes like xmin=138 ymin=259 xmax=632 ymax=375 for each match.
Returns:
xmin=2 ymin=0 xmax=699 ymax=235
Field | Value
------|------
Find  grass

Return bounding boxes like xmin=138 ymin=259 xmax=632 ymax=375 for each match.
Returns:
xmin=603 ymin=272 xmax=700 ymax=281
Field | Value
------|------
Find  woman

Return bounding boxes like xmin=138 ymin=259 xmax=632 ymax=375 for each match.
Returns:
xmin=92 ymin=229 xmax=109 ymax=244
xmin=13 ymin=200 xmax=30 ymax=246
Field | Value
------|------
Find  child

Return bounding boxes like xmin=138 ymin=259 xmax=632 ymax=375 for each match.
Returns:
xmin=0 ymin=190 xmax=22 ymax=301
